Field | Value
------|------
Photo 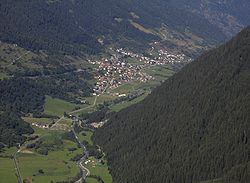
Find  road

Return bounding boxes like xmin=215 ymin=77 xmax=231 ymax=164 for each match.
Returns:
xmin=69 ymin=95 xmax=98 ymax=115
xmin=72 ymin=120 xmax=90 ymax=183
xmin=69 ymin=78 xmax=111 ymax=115
xmin=50 ymin=116 xmax=65 ymax=128
xmin=11 ymin=91 xmax=101 ymax=183
xmin=11 ymin=117 xmax=88 ymax=183
xmin=7 ymin=51 xmax=30 ymax=67
xmin=13 ymin=149 xmax=23 ymax=183
xmin=51 ymin=93 xmax=98 ymax=130
xmin=11 ymin=121 xmax=89 ymax=183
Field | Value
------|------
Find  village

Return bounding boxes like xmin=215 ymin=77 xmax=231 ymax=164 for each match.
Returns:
xmin=29 ymin=47 xmax=191 ymax=131
xmin=89 ymin=46 xmax=191 ymax=95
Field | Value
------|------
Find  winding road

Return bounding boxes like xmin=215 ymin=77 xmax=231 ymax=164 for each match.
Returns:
xmin=11 ymin=118 xmax=90 ymax=183
xmin=72 ymin=119 xmax=90 ymax=183
xmin=11 ymin=93 xmax=97 ymax=183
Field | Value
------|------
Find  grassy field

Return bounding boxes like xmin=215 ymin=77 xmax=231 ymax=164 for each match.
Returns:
xmin=71 ymin=107 xmax=97 ymax=116
xmin=0 ymin=147 xmax=18 ymax=183
xmin=110 ymin=65 xmax=175 ymax=95
xmin=86 ymin=177 xmax=99 ymax=183
xmin=66 ymin=96 xmax=97 ymax=115
xmin=96 ymin=95 xmax=117 ymax=105
xmin=109 ymin=76 xmax=165 ymax=95
xmin=33 ymin=126 xmax=51 ymax=136
xmin=0 ymin=158 xmax=17 ymax=183
xmin=85 ymin=157 xmax=112 ymax=183
xmin=44 ymin=95 xmax=84 ymax=117
xmin=23 ymin=117 xmax=53 ymax=136
xmin=18 ymin=139 xmax=82 ymax=183
xmin=0 ymin=42 xmax=47 ymax=82
xmin=39 ymin=131 xmax=64 ymax=145
xmin=78 ymin=130 xmax=94 ymax=145
xmin=0 ymin=147 xmax=17 ymax=157
xmin=0 ymin=123 xmax=82 ymax=183
xmin=110 ymin=82 xmax=137 ymax=94
xmin=143 ymin=65 xmax=174 ymax=81
xmin=83 ymin=95 xmax=117 ymax=107
xmin=110 ymin=93 xmax=148 ymax=112
xmin=77 ymin=129 xmax=112 ymax=183
xmin=18 ymin=117 xmax=83 ymax=183
xmin=0 ymin=61 xmax=175 ymax=183
xmin=59 ymin=118 xmax=72 ymax=125
xmin=23 ymin=117 xmax=53 ymax=124
xmin=71 ymin=95 xmax=117 ymax=116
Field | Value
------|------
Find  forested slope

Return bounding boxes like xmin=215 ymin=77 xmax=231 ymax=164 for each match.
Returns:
xmin=0 ymin=75 xmax=92 ymax=146
xmin=0 ymin=110 xmax=33 ymax=147
xmin=0 ymin=0 xmax=236 ymax=56
xmin=94 ymin=27 xmax=250 ymax=183
xmin=170 ymin=0 xmax=250 ymax=37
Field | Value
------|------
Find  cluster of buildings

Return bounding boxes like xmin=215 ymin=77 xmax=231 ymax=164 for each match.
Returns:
xmin=91 ymin=53 xmax=152 ymax=94
xmin=90 ymin=121 xmax=106 ymax=128
xmin=32 ymin=122 xmax=50 ymax=129
xmin=116 ymin=47 xmax=191 ymax=65
xmin=89 ymin=47 xmax=191 ymax=95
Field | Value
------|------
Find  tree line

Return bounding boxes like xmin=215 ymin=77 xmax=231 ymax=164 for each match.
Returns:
xmin=94 ymin=27 xmax=250 ymax=183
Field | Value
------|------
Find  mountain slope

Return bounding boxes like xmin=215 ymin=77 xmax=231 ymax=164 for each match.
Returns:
xmin=94 ymin=27 xmax=250 ymax=183
xmin=0 ymin=110 xmax=33 ymax=147
xmin=170 ymin=0 xmax=250 ymax=37
xmin=2 ymin=0 xmax=250 ymax=57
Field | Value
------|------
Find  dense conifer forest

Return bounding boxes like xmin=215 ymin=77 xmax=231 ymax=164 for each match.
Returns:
xmin=0 ymin=110 xmax=34 ymax=147
xmin=1 ymin=0 xmax=250 ymax=182
xmin=1 ymin=0 xmax=240 ymax=56
xmin=94 ymin=27 xmax=250 ymax=183
xmin=0 ymin=79 xmax=45 ymax=113
xmin=0 ymin=75 xmax=93 ymax=146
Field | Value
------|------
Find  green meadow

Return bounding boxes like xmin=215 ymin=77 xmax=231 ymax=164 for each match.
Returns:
xmin=76 ymin=129 xmax=112 ymax=183
xmin=0 ymin=122 xmax=83 ymax=183
xmin=18 ymin=139 xmax=82 ymax=183
xmin=78 ymin=130 xmax=94 ymax=146
xmin=0 ymin=158 xmax=17 ymax=183
xmin=44 ymin=96 xmax=88 ymax=117
xmin=110 ymin=93 xmax=148 ymax=112
xmin=44 ymin=95 xmax=84 ymax=117
xmin=86 ymin=177 xmax=99 ymax=183
xmin=0 ymin=147 xmax=18 ymax=183
xmin=23 ymin=117 xmax=53 ymax=124
xmin=85 ymin=157 xmax=112 ymax=183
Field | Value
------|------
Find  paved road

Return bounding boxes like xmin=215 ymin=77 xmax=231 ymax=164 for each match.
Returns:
xmin=13 ymin=149 xmax=23 ymax=183
xmin=50 ymin=116 xmax=65 ymax=128
xmin=72 ymin=120 xmax=90 ymax=183
xmin=69 ymin=96 xmax=98 ymax=115
xmin=69 ymin=78 xmax=111 ymax=115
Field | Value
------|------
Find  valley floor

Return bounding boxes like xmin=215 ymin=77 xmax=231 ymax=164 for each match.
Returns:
xmin=0 ymin=95 xmax=114 ymax=183
xmin=0 ymin=45 xmax=185 ymax=183
xmin=0 ymin=64 xmax=171 ymax=182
